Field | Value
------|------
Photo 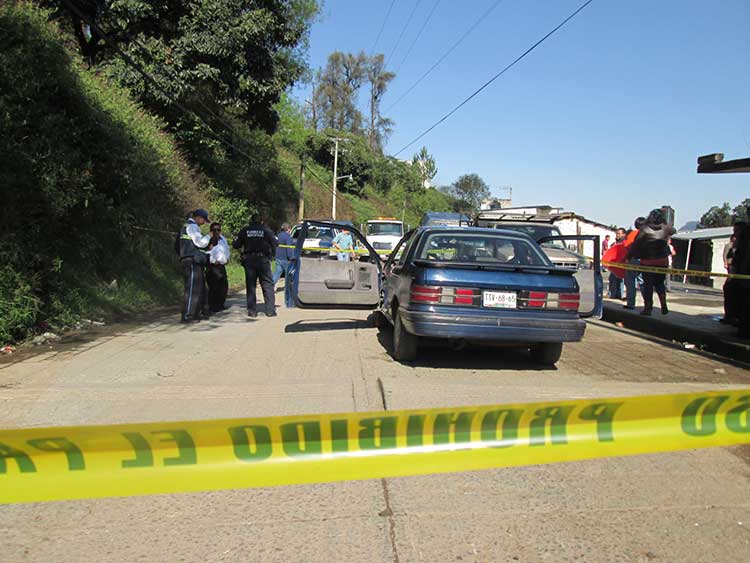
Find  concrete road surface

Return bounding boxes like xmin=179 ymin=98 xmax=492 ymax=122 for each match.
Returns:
xmin=1 ymin=291 xmax=749 ymax=562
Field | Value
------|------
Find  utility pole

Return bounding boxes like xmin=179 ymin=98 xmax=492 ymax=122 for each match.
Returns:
xmin=298 ymin=156 xmax=305 ymax=222
xmin=332 ymin=138 xmax=339 ymax=220
xmin=329 ymin=137 xmax=349 ymax=220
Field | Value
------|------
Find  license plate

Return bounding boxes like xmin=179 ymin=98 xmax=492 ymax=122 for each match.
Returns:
xmin=482 ymin=291 xmax=517 ymax=308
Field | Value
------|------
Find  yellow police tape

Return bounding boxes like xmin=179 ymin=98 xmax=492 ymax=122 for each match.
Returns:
xmin=279 ymin=244 xmax=390 ymax=255
xmin=1 ymin=390 xmax=748 ymax=503
xmin=601 ymin=260 xmax=750 ymax=280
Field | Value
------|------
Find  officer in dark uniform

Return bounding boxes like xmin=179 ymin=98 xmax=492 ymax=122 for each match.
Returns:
xmin=233 ymin=213 xmax=278 ymax=317
xmin=178 ymin=209 xmax=211 ymax=322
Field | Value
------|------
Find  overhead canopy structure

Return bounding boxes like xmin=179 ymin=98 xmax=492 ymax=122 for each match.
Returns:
xmin=697 ymin=153 xmax=750 ymax=174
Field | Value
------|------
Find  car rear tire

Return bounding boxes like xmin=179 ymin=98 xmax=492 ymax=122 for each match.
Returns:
xmin=530 ymin=342 xmax=563 ymax=366
xmin=392 ymin=311 xmax=418 ymax=362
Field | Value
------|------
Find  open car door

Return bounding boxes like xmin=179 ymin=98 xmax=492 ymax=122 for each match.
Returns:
xmin=538 ymin=235 xmax=603 ymax=318
xmin=286 ymin=221 xmax=383 ymax=309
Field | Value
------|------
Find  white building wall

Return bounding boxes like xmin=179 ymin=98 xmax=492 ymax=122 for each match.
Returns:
xmin=552 ymin=218 xmax=616 ymax=259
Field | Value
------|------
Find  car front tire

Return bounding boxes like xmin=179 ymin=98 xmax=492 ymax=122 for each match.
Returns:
xmin=530 ymin=342 xmax=563 ymax=366
xmin=392 ymin=311 xmax=418 ymax=362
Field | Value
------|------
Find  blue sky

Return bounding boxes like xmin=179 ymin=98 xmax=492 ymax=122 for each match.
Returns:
xmin=291 ymin=0 xmax=749 ymax=228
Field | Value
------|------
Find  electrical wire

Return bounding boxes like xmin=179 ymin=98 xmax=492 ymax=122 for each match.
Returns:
xmin=384 ymin=0 xmax=422 ymax=67
xmin=370 ymin=0 xmax=397 ymax=55
xmin=384 ymin=0 xmax=506 ymax=114
xmin=393 ymin=0 xmax=441 ymax=76
xmin=393 ymin=0 xmax=595 ymax=156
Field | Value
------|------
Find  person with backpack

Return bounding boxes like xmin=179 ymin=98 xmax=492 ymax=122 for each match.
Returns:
xmin=177 ymin=209 xmax=211 ymax=322
xmin=627 ymin=209 xmax=676 ymax=316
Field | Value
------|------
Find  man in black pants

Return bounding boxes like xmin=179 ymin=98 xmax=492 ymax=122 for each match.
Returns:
xmin=178 ymin=209 xmax=211 ymax=322
xmin=233 ymin=214 xmax=278 ymax=317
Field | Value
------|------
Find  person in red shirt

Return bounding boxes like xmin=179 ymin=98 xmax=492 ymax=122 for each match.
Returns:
xmin=601 ymin=234 xmax=611 ymax=254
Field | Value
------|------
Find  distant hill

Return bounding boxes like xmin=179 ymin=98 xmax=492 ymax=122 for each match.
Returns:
xmin=678 ymin=220 xmax=699 ymax=231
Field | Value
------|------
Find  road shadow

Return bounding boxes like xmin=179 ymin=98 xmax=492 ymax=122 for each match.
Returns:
xmin=285 ymin=318 xmax=369 ymax=333
xmin=375 ymin=326 xmax=554 ymax=371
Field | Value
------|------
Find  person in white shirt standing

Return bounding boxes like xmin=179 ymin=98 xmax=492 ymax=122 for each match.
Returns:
xmin=206 ymin=222 xmax=230 ymax=312
xmin=178 ymin=209 xmax=211 ymax=322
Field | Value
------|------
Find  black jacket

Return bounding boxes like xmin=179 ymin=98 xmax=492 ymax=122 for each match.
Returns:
xmin=629 ymin=223 xmax=676 ymax=260
xmin=233 ymin=222 xmax=277 ymax=259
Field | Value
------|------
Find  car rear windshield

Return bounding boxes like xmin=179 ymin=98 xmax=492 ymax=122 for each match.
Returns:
xmin=417 ymin=233 xmax=549 ymax=266
xmin=367 ymin=222 xmax=402 ymax=236
xmin=494 ymin=224 xmax=565 ymax=248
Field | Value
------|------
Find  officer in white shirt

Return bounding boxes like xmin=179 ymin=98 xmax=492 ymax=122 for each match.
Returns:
xmin=206 ymin=222 xmax=230 ymax=312
xmin=178 ymin=209 xmax=211 ymax=322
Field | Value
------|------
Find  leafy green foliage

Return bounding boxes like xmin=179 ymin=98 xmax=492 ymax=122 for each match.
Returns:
xmin=699 ymin=202 xmax=734 ymax=228
xmin=0 ymin=3 xmax=196 ymax=342
xmin=412 ymin=146 xmax=437 ymax=188
xmin=732 ymin=198 xmax=750 ymax=223
xmin=306 ymin=129 xmax=375 ymax=195
xmin=46 ymin=0 xmax=320 ymax=136
xmin=443 ymin=173 xmax=491 ymax=213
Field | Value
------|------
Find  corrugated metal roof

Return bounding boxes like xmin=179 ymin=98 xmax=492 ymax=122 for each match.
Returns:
xmin=673 ymin=226 xmax=733 ymax=240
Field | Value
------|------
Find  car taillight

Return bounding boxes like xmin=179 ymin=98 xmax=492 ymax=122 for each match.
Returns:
xmin=527 ymin=291 xmax=547 ymax=308
xmin=455 ymin=288 xmax=474 ymax=305
xmin=410 ymin=285 xmax=441 ymax=302
xmin=558 ymin=293 xmax=580 ymax=309
xmin=410 ymin=285 xmax=478 ymax=305
xmin=519 ymin=291 xmax=580 ymax=310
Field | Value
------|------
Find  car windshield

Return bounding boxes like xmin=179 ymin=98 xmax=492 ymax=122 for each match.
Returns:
xmin=308 ymin=226 xmax=335 ymax=240
xmin=417 ymin=232 xmax=549 ymax=266
xmin=367 ymin=222 xmax=402 ymax=236
xmin=495 ymin=224 xmax=565 ymax=248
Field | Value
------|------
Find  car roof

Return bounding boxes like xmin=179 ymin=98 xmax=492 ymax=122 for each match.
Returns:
xmin=416 ymin=225 xmax=536 ymax=240
xmin=490 ymin=222 xmax=561 ymax=229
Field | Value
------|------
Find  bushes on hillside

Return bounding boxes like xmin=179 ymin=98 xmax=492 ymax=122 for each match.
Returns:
xmin=0 ymin=4 xmax=203 ymax=342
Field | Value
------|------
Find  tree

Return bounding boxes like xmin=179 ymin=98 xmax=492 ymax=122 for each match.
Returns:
xmin=366 ymin=54 xmax=395 ymax=152
xmin=699 ymin=203 xmax=733 ymax=228
xmin=411 ymin=146 xmax=437 ymax=189
xmin=44 ymin=0 xmax=320 ymax=136
xmin=448 ymin=174 xmax=491 ymax=213
xmin=313 ymin=51 xmax=367 ymax=133
xmin=732 ymin=198 xmax=750 ymax=223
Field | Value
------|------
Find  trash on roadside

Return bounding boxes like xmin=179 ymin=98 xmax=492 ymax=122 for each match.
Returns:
xmin=32 ymin=332 xmax=61 ymax=346
xmin=615 ymin=322 xmax=624 ymax=328
xmin=713 ymin=368 xmax=726 ymax=375
xmin=0 ymin=345 xmax=15 ymax=355
xmin=682 ymin=343 xmax=696 ymax=350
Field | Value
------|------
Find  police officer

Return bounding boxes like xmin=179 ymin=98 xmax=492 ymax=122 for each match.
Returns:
xmin=178 ymin=209 xmax=211 ymax=322
xmin=233 ymin=213 xmax=278 ymax=317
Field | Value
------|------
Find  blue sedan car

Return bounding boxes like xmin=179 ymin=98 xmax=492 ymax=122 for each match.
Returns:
xmin=286 ymin=221 xmax=602 ymax=365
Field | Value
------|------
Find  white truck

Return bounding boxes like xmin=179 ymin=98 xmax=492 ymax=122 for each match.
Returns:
xmin=364 ymin=218 xmax=404 ymax=255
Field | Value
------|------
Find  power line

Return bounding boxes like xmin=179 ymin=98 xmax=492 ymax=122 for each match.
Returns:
xmin=384 ymin=0 xmax=506 ymax=114
xmin=393 ymin=0 xmax=595 ymax=157
xmin=370 ymin=0 xmax=397 ymax=54
xmin=393 ymin=0 xmax=441 ymax=76
xmin=384 ymin=0 xmax=422 ymax=67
